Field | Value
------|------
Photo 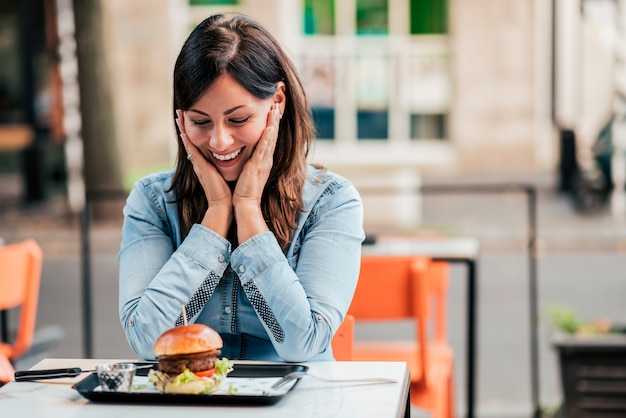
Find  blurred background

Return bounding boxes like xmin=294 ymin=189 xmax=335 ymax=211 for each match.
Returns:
xmin=1 ymin=0 xmax=625 ymax=417
xmin=1 ymin=0 xmax=623 ymax=219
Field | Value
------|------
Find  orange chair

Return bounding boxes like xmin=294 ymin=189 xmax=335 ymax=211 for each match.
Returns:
xmin=0 ymin=354 xmax=14 ymax=384
xmin=348 ymin=255 xmax=455 ymax=418
xmin=0 ymin=239 xmax=43 ymax=384
xmin=332 ymin=314 xmax=355 ymax=361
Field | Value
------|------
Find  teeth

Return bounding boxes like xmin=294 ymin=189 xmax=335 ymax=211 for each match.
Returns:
xmin=213 ymin=149 xmax=242 ymax=161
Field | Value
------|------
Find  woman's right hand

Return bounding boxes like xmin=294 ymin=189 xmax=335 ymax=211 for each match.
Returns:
xmin=176 ymin=110 xmax=233 ymax=237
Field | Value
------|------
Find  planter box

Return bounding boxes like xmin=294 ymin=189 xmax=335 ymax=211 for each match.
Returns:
xmin=553 ymin=333 xmax=626 ymax=417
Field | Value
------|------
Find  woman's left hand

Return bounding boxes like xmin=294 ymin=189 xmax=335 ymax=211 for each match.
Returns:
xmin=232 ymin=103 xmax=281 ymax=242
xmin=232 ymin=103 xmax=281 ymax=209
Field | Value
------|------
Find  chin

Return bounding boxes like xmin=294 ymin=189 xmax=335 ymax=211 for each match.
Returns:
xmin=218 ymin=169 xmax=242 ymax=183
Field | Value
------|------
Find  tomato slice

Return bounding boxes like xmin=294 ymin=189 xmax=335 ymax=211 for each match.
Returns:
xmin=194 ymin=368 xmax=216 ymax=378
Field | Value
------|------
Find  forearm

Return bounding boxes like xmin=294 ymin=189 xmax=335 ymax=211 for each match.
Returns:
xmin=231 ymin=230 xmax=362 ymax=362
xmin=234 ymin=203 xmax=269 ymax=244
xmin=119 ymin=225 xmax=231 ymax=359
xmin=201 ymin=204 xmax=232 ymax=238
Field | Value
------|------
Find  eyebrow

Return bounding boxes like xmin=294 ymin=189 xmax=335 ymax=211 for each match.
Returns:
xmin=187 ymin=105 xmax=247 ymax=117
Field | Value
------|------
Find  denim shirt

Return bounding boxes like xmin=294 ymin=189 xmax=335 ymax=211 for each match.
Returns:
xmin=118 ymin=165 xmax=364 ymax=362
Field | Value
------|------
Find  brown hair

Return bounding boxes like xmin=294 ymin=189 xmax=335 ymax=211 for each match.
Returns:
xmin=170 ymin=14 xmax=315 ymax=249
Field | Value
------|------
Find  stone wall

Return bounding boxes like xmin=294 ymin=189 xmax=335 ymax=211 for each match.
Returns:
xmin=450 ymin=0 xmax=544 ymax=171
xmin=101 ymin=0 xmax=184 ymax=186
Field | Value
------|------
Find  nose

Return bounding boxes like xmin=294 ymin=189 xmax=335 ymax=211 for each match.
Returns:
xmin=209 ymin=124 xmax=234 ymax=151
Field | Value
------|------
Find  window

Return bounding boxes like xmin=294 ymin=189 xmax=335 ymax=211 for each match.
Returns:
xmin=299 ymin=54 xmax=335 ymax=140
xmin=356 ymin=0 xmax=388 ymax=35
xmin=411 ymin=114 xmax=447 ymax=140
xmin=312 ymin=108 xmax=335 ymax=140
xmin=302 ymin=1 xmax=336 ymax=139
xmin=410 ymin=0 xmax=448 ymax=34
xmin=405 ymin=50 xmax=450 ymax=140
xmin=188 ymin=0 xmax=238 ymax=5
xmin=358 ymin=110 xmax=388 ymax=140
xmin=304 ymin=0 xmax=334 ymax=35
xmin=299 ymin=0 xmax=450 ymax=145
xmin=356 ymin=53 xmax=389 ymax=140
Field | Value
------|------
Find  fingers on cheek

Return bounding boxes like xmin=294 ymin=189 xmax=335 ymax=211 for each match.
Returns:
xmin=176 ymin=115 xmax=183 ymax=133
xmin=263 ymin=127 xmax=274 ymax=150
xmin=274 ymin=104 xmax=281 ymax=121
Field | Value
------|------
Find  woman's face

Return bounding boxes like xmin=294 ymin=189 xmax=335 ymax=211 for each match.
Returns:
xmin=180 ymin=73 xmax=284 ymax=182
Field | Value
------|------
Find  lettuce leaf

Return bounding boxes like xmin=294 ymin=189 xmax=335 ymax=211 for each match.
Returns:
xmin=214 ymin=357 xmax=234 ymax=377
xmin=148 ymin=357 xmax=234 ymax=394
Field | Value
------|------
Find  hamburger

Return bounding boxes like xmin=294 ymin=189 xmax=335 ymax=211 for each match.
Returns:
xmin=147 ymin=324 xmax=233 ymax=394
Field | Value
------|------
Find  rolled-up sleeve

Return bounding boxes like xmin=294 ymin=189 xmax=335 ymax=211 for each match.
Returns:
xmin=118 ymin=181 xmax=231 ymax=360
xmin=231 ymin=178 xmax=364 ymax=362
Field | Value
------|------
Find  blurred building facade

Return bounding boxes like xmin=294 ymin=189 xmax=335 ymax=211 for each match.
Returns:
xmin=102 ymin=0 xmax=559 ymax=178
xmin=0 ymin=0 xmax=620 ymax=220
xmin=94 ymin=0 xmax=622 ymax=231
xmin=66 ymin=0 xmax=622 ymax=180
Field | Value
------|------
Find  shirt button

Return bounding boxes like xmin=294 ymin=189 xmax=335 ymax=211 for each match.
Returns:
xmin=224 ymin=306 xmax=232 ymax=314
xmin=128 ymin=318 xmax=134 ymax=326
xmin=316 ymin=314 xmax=323 ymax=322
xmin=238 ymin=265 xmax=246 ymax=273
xmin=218 ymin=254 xmax=226 ymax=263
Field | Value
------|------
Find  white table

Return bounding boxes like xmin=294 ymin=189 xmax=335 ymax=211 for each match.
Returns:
xmin=362 ymin=235 xmax=480 ymax=418
xmin=0 ymin=358 xmax=410 ymax=418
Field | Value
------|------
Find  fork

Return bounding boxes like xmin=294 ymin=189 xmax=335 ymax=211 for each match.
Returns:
xmin=270 ymin=370 xmax=398 ymax=391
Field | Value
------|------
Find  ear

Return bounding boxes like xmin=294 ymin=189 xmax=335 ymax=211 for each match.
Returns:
xmin=273 ymin=81 xmax=286 ymax=116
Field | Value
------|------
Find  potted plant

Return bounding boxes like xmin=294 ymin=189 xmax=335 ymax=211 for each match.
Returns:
xmin=549 ymin=304 xmax=626 ymax=418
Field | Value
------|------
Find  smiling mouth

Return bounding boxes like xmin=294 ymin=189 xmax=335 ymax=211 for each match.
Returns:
xmin=212 ymin=148 xmax=242 ymax=161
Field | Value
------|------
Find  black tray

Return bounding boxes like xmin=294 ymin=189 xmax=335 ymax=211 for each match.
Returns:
xmin=73 ymin=362 xmax=308 ymax=405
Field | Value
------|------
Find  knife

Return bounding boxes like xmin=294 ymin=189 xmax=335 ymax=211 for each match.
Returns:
xmin=14 ymin=367 xmax=92 ymax=381
xmin=14 ymin=363 xmax=156 ymax=382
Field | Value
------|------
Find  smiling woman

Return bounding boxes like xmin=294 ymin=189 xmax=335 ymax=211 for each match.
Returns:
xmin=118 ymin=14 xmax=365 ymax=365
xmin=177 ymin=73 xmax=284 ymax=183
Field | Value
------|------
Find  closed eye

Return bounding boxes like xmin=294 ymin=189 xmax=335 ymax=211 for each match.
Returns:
xmin=192 ymin=119 xmax=212 ymax=127
xmin=230 ymin=117 xmax=250 ymax=125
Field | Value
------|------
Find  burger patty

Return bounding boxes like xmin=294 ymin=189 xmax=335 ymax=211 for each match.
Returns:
xmin=157 ymin=350 xmax=220 ymax=375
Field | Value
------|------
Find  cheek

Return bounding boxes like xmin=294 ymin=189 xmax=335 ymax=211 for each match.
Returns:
xmin=183 ymin=124 xmax=204 ymax=145
xmin=240 ymin=121 xmax=266 ymax=146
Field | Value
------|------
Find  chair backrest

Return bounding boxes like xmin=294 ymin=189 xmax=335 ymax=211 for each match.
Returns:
xmin=347 ymin=255 xmax=435 ymax=382
xmin=348 ymin=255 xmax=431 ymax=320
xmin=0 ymin=239 xmax=43 ymax=360
xmin=332 ymin=314 xmax=355 ymax=361
xmin=428 ymin=260 xmax=450 ymax=344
